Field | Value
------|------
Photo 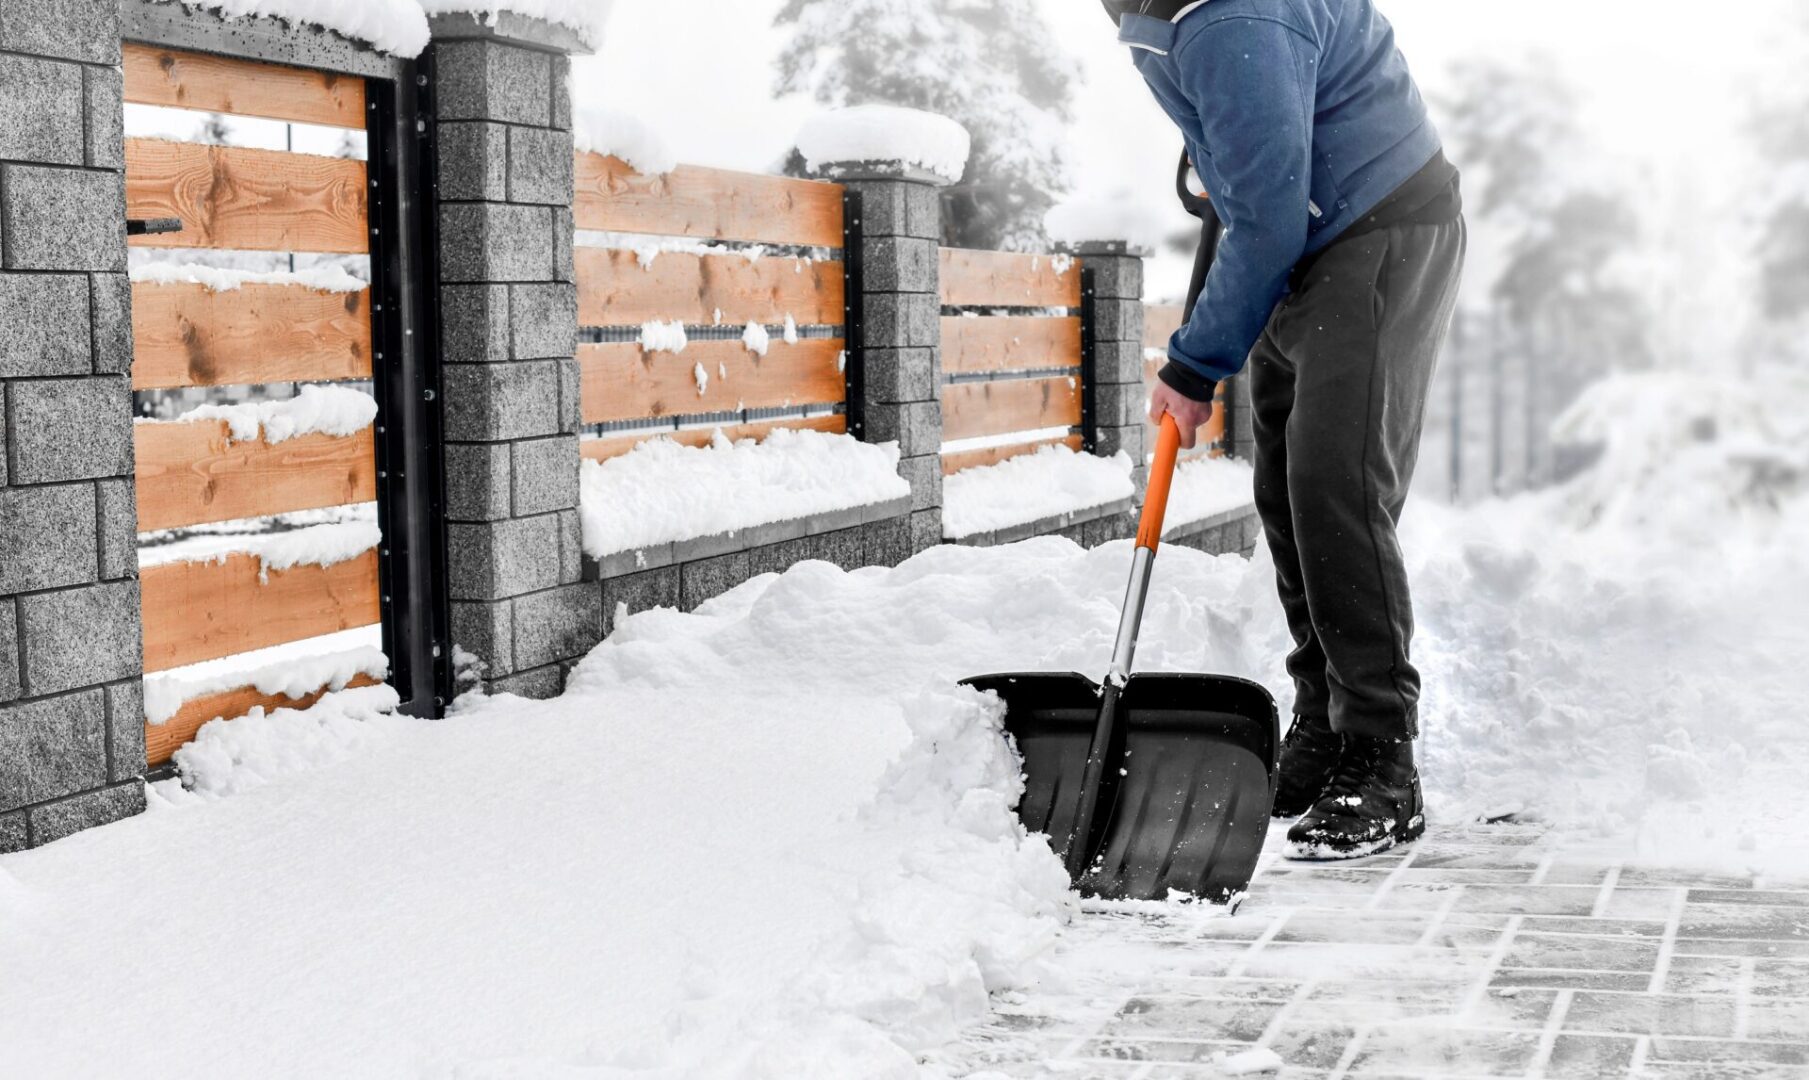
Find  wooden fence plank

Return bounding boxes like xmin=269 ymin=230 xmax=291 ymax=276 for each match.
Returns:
xmin=579 ymin=415 xmax=846 ymax=464
xmin=135 ymin=422 xmax=377 ymax=531
xmin=145 ymin=673 xmax=382 ymax=767
xmin=574 ymin=153 xmax=844 ymax=248
xmin=942 ymin=316 xmax=1082 ymax=375
xmin=579 ymin=338 xmax=845 ymax=425
xmin=941 ymin=376 xmax=1083 ymax=443
xmin=1141 ymin=356 xmax=1226 ymax=452
xmin=123 ymin=43 xmax=367 ymax=128
xmin=140 ymin=550 xmax=381 ymax=673
xmin=576 ymin=247 xmax=844 ymax=328
xmin=125 ymin=138 xmax=369 ymax=254
xmin=941 ymin=434 xmax=1083 ymax=475
xmin=1145 ymin=304 xmax=1185 ymax=349
xmin=131 ymin=281 xmax=372 ymax=390
xmin=939 ymin=248 xmax=1081 ymax=308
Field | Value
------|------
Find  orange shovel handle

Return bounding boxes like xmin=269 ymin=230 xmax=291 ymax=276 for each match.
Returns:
xmin=1136 ymin=414 xmax=1183 ymax=552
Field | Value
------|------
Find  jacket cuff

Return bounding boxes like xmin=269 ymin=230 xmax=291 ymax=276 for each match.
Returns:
xmin=1158 ymin=359 xmax=1219 ymax=404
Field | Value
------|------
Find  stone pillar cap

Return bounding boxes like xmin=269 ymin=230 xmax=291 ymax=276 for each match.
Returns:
xmin=797 ymin=105 xmax=969 ymax=187
xmin=1045 ymin=195 xmax=1165 ymax=258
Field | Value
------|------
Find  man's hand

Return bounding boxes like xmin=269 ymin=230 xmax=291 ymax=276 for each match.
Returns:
xmin=1148 ymin=381 xmax=1216 ymax=451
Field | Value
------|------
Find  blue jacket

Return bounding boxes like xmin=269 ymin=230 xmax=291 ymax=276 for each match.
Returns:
xmin=1121 ymin=0 xmax=1443 ymax=384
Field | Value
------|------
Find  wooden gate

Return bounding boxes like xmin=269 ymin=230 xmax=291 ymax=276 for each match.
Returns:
xmin=122 ymin=40 xmax=445 ymax=766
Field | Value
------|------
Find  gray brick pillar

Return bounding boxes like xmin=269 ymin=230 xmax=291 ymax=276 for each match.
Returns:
xmin=0 ymin=0 xmax=145 ymax=851
xmin=1067 ymin=241 xmax=1150 ymax=498
xmin=428 ymin=15 xmax=598 ymax=700
xmin=1224 ymin=373 xmax=1254 ymax=461
xmin=823 ymin=164 xmax=949 ymax=554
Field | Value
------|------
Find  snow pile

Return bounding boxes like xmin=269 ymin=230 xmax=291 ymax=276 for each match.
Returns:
xmin=144 ymin=627 xmax=389 ymax=727
xmin=579 ymin=428 xmax=911 ymax=556
xmin=418 ymin=0 xmax=612 ymax=48
xmin=170 ymin=685 xmax=405 ymax=799
xmin=796 ymin=105 xmax=972 ymax=182
xmin=1165 ymin=456 xmax=1256 ymax=532
xmin=139 ymin=520 xmax=381 ymax=582
xmin=160 ymin=384 xmax=378 ymax=444
xmin=1045 ymin=192 xmax=1171 ymax=255
xmin=943 ymin=445 xmax=1136 ymax=539
xmin=144 ymin=0 xmax=430 ymax=57
xmin=573 ymin=107 xmax=675 ymax=175
xmin=129 ymin=263 xmax=366 ymax=293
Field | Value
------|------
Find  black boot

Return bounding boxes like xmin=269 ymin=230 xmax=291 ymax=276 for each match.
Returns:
xmin=1271 ymin=714 xmax=1343 ymax=818
xmin=1284 ymin=735 xmax=1424 ymax=860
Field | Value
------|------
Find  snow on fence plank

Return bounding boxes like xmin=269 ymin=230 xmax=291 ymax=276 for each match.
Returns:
xmin=942 ymin=376 xmax=1082 ymax=443
xmin=125 ymin=138 xmax=369 ymax=254
xmin=130 ymin=275 xmax=372 ymax=390
xmin=573 ymin=152 xmax=844 ymax=248
xmin=939 ymin=248 xmax=1080 ymax=308
xmin=135 ymin=424 xmax=378 ymax=531
xmin=122 ymin=42 xmax=367 ymax=129
xmin=140 ymin=547 xmax=381 ymax=672
xmin=578 ymin=339 xmax=845 ymax=425
xmin=941 ymin=315 xmax=1082 ymax=375
xmin=579 ymin=415 xmax=845 ymax=464
xmin=574 ymin=247 xmax=844 ymax=328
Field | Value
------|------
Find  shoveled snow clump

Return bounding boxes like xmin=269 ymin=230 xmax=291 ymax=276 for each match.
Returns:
xmin=129 ymin=263 xmax=366 ymax=293
xmin=573 ymin=107 xmax=676 ymax=175
xmin=796 ymin=105 xmax=972 ymax=182
xmin=943 ymin=445 xmax=1136 ymax=539
xmin=1045 ymin=192 xmax=1171 ymax=255
xmin=159 ymin=384 xmax=377 ymax=444
xmin=579 ymin=428 xmax=910 ymax=556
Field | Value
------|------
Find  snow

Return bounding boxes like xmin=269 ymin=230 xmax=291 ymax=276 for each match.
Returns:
xmin=153 ymin=384 xmax=378 ymax=444
xmin=143 ymin=0 xmax=431 ymax=57
xmin=418 ymin=0 xmax=612 ymax=48
xmin=128 ymin=262 xmax=366 ymax=293
xmin=943 ymin=445 xmax=1137 ymax=539
xmin=1164 ymin=456 xmax=1256 ymax=533
xmin=740 ymin=320 xmax=771 ymax=356
xmin=796 ymin=104 xmax=972 ymax=182
xmin=143 ymin=625 xmax=388 ymax=726
xmin=139 ymin=520 xmax=382 ymax=584
xmin=573 ymin=107 xmax=677 ymax=174
xmin=639 ymin=319 xmax=689 ymax=353
xmin=578 ymin=428 xmax=911 ymax=557
xmin=1044 ymin=193 xmax=1171 ymax=255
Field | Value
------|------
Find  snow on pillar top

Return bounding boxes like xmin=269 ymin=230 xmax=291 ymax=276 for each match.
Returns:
xmin=1044 ymin=196 xmax=1169 ymax=258
xmin=796 ymin=105 xmax=971 ymax=186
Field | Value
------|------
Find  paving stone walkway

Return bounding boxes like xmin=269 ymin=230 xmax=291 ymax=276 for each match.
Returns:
xmin=934 ymin=824 xmax=1809 ymax=1079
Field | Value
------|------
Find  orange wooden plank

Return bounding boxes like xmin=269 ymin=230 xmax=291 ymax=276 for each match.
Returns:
xmin=941 ymin=316 xmax=1082 ymax=374
xmin=579 ymin=339 xmax=845 ymax=425
xmin=1145 ymin=304 xmax=1185 ymax=349
xmin=145 ymin=673 xmax=382 ymax=767
xmin=1140 ymin=366 xmax=1226 ymax=452
xmin=575 ymin=247 xmax=844 ymax=328
xmin=125 ymin=138 xmax=369 ymax=254
xmin=939 ymin=248 xmax=1082 ymax=308
xmin=131 ymin=280 xmax=372 ymax=390
xmin=122 ymin=43 xmax=366 ymax=128
xmin=579 ymin=415 xmax=846 ymax=463
xmin=134 ymin=422 xmax=377 ymax=531
xmin=140 ymin=550 xmax=380 ymax=673
xmin=940 ymin=434 xmax=1083 ymax=475
xmin=941 ymin=376 xmax=1083 ymax=442
xmin=574 ymin=152 xmax=844 ymax=248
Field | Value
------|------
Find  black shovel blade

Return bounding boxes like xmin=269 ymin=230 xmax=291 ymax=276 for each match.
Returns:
xmin=965 ymin=671 xmax=1279 ymax=904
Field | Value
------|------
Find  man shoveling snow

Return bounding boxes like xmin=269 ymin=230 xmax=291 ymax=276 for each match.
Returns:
xmin=1106 ymin=0 xmax=1465 ymax=860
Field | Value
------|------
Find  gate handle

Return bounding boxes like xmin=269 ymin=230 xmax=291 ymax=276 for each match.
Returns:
xmin=126 ymin=217 xmax=183 ymax=236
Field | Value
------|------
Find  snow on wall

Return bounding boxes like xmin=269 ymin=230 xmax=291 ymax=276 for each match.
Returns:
xmin=418 ymin=0 xmax=611 ymax=48
xmin=143 ymin=0 xmax=432 ymax=57
xmin=153 ymin=384 xmax=379 ymax=444
xmin=578 ymin=429 xmax=910 ymax=557
xmin=1164 ymin=456 xmax=1255 ymax=534
xmin=143 ymin=624 xmax=388 ymax=725
xmin=942 ymin=446 xmax=1136 ymax=539
xmin=796 ymin=105 xmax=972 ymax=182
xmin=129 ymin=262 xmax=366 ymax=294
xmin=1045 ymin=193 xmax=1170 ymax=254
xmin=572 ymin=107 xmax=676 ymax=175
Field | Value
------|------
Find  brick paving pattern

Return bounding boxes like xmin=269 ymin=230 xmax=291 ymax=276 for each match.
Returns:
xmin=934 ymin=825 xmax=1809 ymax=1079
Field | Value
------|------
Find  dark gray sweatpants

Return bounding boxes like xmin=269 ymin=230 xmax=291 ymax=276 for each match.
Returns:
xmin=1247 ymin=218 xmax=1466 ymax=740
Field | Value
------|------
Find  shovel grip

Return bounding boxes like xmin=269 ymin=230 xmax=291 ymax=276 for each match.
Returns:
xmin=1136 ymin=415 xmax=1182 ymax=552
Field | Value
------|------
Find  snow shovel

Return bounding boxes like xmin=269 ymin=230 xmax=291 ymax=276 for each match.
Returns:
xmin=964 ymin=162 xmax=1277 ymax=903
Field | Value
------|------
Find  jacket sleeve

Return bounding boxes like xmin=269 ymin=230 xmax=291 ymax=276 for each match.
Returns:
xmin=1167 ymin=18 xmax=1316 ymax=386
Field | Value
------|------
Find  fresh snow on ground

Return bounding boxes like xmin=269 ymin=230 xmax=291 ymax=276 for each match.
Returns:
xmin=143 ymin=625 xmax=388 ymax=726
xmin=1164 ymin=455 xmax=1256 ymax=533
xmin=128 ymin=262 xmax=367 ymax=293
xmin=153 ymin=384 xmax=378 ymax=444
xmin=573 ymin=107 xmax=677 ymax=174
xmin=942 ymin=446 xmax=1136 ymax=539
xmin=578 ymin=428 xmax=911 ymax=557
xmin=796 ymin=105 xmax=973 ymax=182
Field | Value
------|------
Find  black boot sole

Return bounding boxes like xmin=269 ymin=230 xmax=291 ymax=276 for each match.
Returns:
xmin=1282 ymin=811 xmax=1425 ymax=862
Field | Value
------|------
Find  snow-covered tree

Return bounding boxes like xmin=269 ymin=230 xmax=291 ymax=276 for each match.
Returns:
xmin=773 ymin=0 xmax=1078 ymax=252
xmin=1750 ymin=8 xmax=1809 ymax=327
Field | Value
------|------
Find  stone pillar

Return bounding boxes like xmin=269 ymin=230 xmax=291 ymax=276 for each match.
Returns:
xmin=1068 ymin=241 xmax=1150 ymax=497
xmin=824 ymin=164 xmax=948 ymax=554
xmin=0 ymin=0 xmax=145 ymax=850
xmin=428 ymin=15 xmax=598 ymax=699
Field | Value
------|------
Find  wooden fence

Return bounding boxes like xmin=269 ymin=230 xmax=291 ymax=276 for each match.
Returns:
xmin=124 ymin=44 xmax=385 ymax=765
xmin=1143 ymin=303 xmax=1228 ymax=458
xmin=572 ymin=153 xmax=850 ymax=462
xmin=938 ymin=249 xmax=1086 ymax=474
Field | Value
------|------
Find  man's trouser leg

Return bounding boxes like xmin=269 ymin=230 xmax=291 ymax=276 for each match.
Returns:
xmin=1248 ymin=218 xmax=1466 ymax=739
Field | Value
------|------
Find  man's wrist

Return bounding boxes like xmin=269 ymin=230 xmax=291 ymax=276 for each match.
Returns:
xmin=1158 ymin=359 xmax=1219 ymax=404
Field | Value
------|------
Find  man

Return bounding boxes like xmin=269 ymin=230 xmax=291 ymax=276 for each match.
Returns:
xmin=1105 ymin=0 xmax=1466 ymax=859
